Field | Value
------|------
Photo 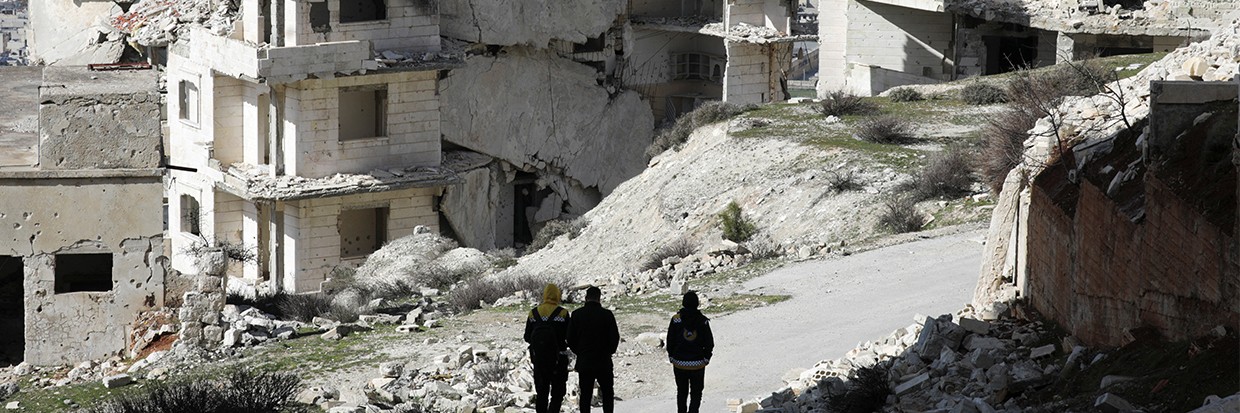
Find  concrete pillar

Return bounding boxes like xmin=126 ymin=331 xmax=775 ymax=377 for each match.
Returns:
xmin=1055 ymin=32 xmax=1075 ymax=64
xmin=281 ymin=87 xmax=301 ymax=177
xmin=817 ymin=0 xmax=849 ymax=96
xmin=283 ymin=0 xmax=301 ymax=46
xmin=242 ymin=0 xmax=262 ymax=44
xmin=280 ymin=202 xmax=300 ymax=292
xmin=241 ymin=201 xmax=261 ymax=281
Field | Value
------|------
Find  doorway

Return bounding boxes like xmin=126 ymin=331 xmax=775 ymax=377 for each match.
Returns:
xmin=0 ymin=256 xmax=22 ymax=366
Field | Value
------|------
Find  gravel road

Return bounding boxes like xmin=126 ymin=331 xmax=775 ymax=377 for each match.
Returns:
xmin=615 ymin=229 xmax=985 ymax=412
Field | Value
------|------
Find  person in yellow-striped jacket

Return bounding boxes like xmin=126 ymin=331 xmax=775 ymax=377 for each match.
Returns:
xmin=666 ymin=291 xmax=714 ymax=413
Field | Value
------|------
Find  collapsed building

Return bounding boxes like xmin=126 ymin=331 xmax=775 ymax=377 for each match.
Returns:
xmin=819 ymin=0 xmax=1235 ymax=96
xmin=0 ymin=66 xmax=166 ymax=366
xmin=624 ymin=0 xmax=816 ymax=121
xmin=164 ymin=0 xmax=465 ymax=293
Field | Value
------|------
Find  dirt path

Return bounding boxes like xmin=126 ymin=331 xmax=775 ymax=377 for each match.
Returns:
xmin=614 ymin=229 xmax=985 ymax=412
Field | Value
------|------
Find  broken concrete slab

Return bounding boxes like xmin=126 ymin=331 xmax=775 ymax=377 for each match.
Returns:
xmin=440 ymin=47 xmax=654 ymax=197
xmin=893 ymin=372 xmax=930 ymax=396
xmin=959 ymin=317 xmax=991 ymax=335
xmin=1094 ymin=393 xmax=1137 ymax=413
xmin=440 ymin=0 xmax=626 ymax=47
xmin=101 ymin=374 xmax=133 ymax=389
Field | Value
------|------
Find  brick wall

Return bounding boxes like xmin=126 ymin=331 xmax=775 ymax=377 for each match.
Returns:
xmin=1027 ymin=175 xmax=1239 ymax=346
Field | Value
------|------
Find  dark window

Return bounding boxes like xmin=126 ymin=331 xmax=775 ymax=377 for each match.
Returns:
xmin=54 ymin=254 xmax=113 ymax=293
xmin=339 ymin=88 xmax=388 ymax=141
xmin=573 ymin=36 xmax=606 ymax=53
xmin=0 ymin=255 xmax=22 ymax=366
xmin=340 ymin=0 xmax=387 ymax=23
xmin=310 ymin=2 xmax=332 ymax=33
xmin=181 ymin=194 xmax=201 ymax=235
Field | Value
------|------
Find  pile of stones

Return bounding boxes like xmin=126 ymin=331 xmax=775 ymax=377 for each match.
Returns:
xmin=742 ymin=303 xmax=1236 ymax=413
xmin=609 ymin=240 xmax=756 ymax=295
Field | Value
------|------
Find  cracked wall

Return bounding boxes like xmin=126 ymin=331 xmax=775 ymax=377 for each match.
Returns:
xmin=38 ymin=68 xmax=162 ymax=170
xmin=0 ymin=177 xmax=165 ymax=365
xmin=28 ymin=0 xmax=122 ymax=65
xmin=440 ymin=0 xmax=627 ymax=47
xmin=439 ymin=47 xmax=654 ymax=245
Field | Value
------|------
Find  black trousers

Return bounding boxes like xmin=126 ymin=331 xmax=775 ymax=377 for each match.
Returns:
xmin=674 ymin=367 xmax=705 ymax=413
xmin=533 ymin=355 xmax=569 ymax=413
xmin=577 ymin=362 xmax=615 ymax=413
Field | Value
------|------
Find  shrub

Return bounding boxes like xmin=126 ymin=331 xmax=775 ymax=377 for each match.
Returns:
xmin=646 ymin=101 xmax=746 ymax=157
xmin=826 ymin=170 xmax=863 ymax=194
xmin=274 ymin=293 xmax=333 ymax=323
xmin=472 ymin=362 xmax=509 ymax=387
xmin=824 ymin=364 xmax=890 ymax=413
xmin=876 ymin=196 xmax=924 ymax=234
xmin=960 ymin=83 xmax=1008 ymax=105
xmin=718 ymin=201 xmax=758 ymax=242
xmin=87 ymin=370 xmax=300 ymax=413
xmin=979 ymin=108 xmax=1038 ymax=194
xmin=914 ymin=146 xmax=976 ymax=200
xmin=489 ymin=248 xmax=519 ymax=269
xmin=445 ymin=272 xmax=565 ymax=312
xmin=887 ymin=88 xmax=923 ymax=102
xmin=526 ymin=217 xmax=588 ymax=254
xmin=225 ymin=291 xmax=288 ymax=318
xmin=745 ymin=235 xmax=782 ymax=260
xmin=819 ymin=90 xmax=877 ymax=117
xmin=855 ymin=116 xmax=916 ymax=144
xmin=324 ymin=303 xmax=361 ymax=323
xmin=641 ymin=237 xmax=698 ymax=271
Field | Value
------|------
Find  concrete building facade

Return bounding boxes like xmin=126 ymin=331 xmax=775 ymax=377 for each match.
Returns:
xmin=818 ymin=0 xmax=1220 ymax=96
xmin=165 ymin=0 xmax=461 ymax=294
xmin=625 ymin=0 xmax=814 ymax=122
xmin=0 ymin=66 xmax=165 ymax=366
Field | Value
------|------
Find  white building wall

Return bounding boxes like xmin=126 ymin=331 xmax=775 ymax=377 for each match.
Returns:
xmin=287 ymin=71 xmax=441 ymax=179
xmin=832 ymin=0 xmax=954 ymax=95
xmin=286 ymin=188 xmax=439 ymax=292
xmin=724 ymin=42 xmax=770 ymax=104
xmin=818 ymin=0 xmax=850 ymax=95
xmin=213 ymin=77 xmax=248 ymax=167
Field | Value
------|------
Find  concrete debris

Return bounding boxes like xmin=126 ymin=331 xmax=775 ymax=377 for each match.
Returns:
xmin=631 ymin=16 xmax=816 ymax=44
xmin=947 ymin=0 xmax=1228 ymax=37
xmin=101 ymin=374 xmax=133 ymax=389
xmin=1094 ymin=393 xmax=1137 ymax=413
xmin=110 ymin=0 xmax=239 ymax=47
xmin=220 ymin=161 xmax=462 ymax=202
xmin=741 ymin=304 xmax=1139 ymax=412
xmin=440 ymin=0 xmax=626 ymax=47
xmin=1189 ymin=394 xmax=1240 ymax=413
xmin=0 ymin=382 xmax=16 ymax=400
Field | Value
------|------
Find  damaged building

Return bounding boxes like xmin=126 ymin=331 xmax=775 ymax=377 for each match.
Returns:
xmin=0 ymin=66 xmax=165 ymax=366
xmin=818 ymin=0 xmax=1228 ymax=96
xmin=625 ymin=0 xmax=816 ymax=121
xmin=164 ymin=0 xmax=464 ymax=293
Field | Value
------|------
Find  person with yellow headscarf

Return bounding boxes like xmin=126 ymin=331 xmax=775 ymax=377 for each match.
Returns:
xmin=524 ymin=283 xmax=571 ymax=413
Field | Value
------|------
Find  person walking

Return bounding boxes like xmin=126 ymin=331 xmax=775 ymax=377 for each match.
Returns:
xmin=667 ymin=291 xmax=714 ymax=413
xmin=525 ymin=283 xmax=571 ymax=413
xmin=566 ymin=286 xmax=620 ymax=413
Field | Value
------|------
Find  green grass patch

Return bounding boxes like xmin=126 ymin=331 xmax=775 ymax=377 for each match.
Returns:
xmin=704 ymin=293 xmax=790 ymax=316
xmin=7 ymin=380 xmax=150 ymax=412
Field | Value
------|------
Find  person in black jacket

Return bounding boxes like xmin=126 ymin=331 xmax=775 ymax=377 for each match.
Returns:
xmin=666 ymin=291 xmax=714 ymax=413
xmin=524 ymin=283 xmax=571 ymax=413
xmin=566 ymin=286 xmax=620 ymax=413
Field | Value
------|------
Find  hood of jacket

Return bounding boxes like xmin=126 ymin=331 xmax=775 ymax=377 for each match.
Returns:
xmin=537 ymin=283 xmax=562 ymax=318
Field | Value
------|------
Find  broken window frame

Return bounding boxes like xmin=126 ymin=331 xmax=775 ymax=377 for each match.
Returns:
xmin=53 ymin=253 xmax=114 ymax=294
xmin=178 ymin=78 xmax=200 ymax=127
xmin=338 ymin=85 xmax=389 ymax=142
xmin=180 ymin=194 xmax=202 ymax=236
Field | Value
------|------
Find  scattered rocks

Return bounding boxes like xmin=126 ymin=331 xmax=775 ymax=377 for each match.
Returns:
xmin=636 ymin=332 xmax=664 ymax=348
xmin=0 ymin=382 xmax=17 ymax=400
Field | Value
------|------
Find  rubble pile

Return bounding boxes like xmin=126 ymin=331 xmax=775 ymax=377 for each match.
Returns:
xmin=745 ymin=305 xmax=1237 ymax=413
xmin=605 ymin=239 xmax=758 ymax=295
xmin=221 ymin=162 xmax=461 ymax=201
xmin=110 ymin=0 xmax=239 ymax=47
xmin=947 ymin=0 xmax=1229 ymax=36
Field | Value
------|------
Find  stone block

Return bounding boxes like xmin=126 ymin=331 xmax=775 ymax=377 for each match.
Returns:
xmin=893 ymin=372 xmax=930 ymax=396
xmin=1030 ymin=344 xmax=1056 ymax=359
xmin=102 ymin=374 xmax=133 ymax=389
xmin=1094 ymin=393 xmax=1136 ymax=413
xmin=958 ymin=318 xmax=991 ymax=335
